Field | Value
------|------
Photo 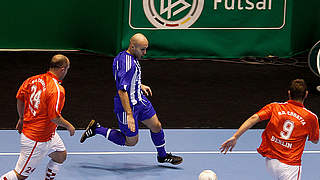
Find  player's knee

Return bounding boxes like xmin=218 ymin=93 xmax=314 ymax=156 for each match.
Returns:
xmin=156 ymin=121 xmax=162 ymax=129
xmin=13 ymin=170 xmax=28 ymax=180
xmin=50 ymin=151 xmax=67 ymax=164
xmin=17 ymin=174 xmax=28 ymax=180
xmin=125 ymin=137 xmax=138 ymax=146
xmin=55 ymin=153 xmax=67 ymax=164
xmin=151 ymin=121 xmax=162 ymax=132
xmin=126 ymin=141 xmax=137 ymax=146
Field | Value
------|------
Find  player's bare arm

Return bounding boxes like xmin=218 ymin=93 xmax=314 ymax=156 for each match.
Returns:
xmin=51 ymin=116 xmax=75 ymax=136
xmin=220 ymin=114 xmax=261 ymax=154
xmin=16 ymin=99 xmax=25 ymax=134
xmin=141 ymin=84 xmax=152 ymax=96
xmin=118 ymin=89 xmax=136 ymax=132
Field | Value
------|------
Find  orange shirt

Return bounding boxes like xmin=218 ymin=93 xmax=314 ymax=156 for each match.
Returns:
xmin=16 ymin=72 xmax=65 ymax=142
xmin=257 ymin=100 xmax=319 ymax=165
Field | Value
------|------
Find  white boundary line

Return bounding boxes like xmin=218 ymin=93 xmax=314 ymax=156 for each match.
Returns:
xmin=1 ymin=150 xmax=320 ymax=156
xmin=129 ymin=0 xmax=286 ymax=30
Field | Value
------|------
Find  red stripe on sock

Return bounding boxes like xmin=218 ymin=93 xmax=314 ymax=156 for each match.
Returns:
xmin=46 ymin=168 xmax=57 ymax=179
xmin=20 ymin=141 xmax=38 ymax=174
xmin=4 ymin=177 xmax=8 ymax=180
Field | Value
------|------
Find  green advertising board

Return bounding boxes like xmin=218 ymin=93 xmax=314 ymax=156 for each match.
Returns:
xmin=130 ymin=0 xmax=286 ymax=29
xmin=121 ymin=0 xmax=293 ymax=58
xmin=0 ymin=0 xmax=318 ymax=58
xmin=120 ymin=0 xmax=320 ymax=59
xmin=308 ymin=41 xmax=320 ymax=77
xmin=0 ymin=0 xmax=122 ymax=56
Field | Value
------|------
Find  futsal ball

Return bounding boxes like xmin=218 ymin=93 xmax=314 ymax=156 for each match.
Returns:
xmin=198 ymin=170 xmax=217 ymax=180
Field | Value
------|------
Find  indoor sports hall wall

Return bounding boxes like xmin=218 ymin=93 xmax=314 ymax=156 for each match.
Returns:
xmin=1 ymin=52 xmax=320 ymax=130
xmin=0 ymin=0 xmax=319 ymax=58
xmin=290 ymin=0 xmax=320 ymax=56
xmin=0 ymin=0 xmax=121 ymax=56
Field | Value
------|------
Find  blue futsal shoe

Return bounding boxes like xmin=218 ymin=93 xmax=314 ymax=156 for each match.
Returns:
xmin=157 ymin=153 xmax=183 ymax=165
xmin=80 ymin=120 xmax=99 ymax=143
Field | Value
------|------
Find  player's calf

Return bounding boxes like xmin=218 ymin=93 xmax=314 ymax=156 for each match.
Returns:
xmin=45 ymin=160 xmax=61 ymax=180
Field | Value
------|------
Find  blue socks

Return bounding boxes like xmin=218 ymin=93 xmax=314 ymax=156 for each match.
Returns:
xmin=151 ymin=129 xmax=167 ymax=158
xmin=107 ymin=129 xmax=126 ymax=146
xmin=95 ymin=126 xmax=167 ymax=157
xmin=95 ymin=126 xmax=107 ymax=136
xmin=95 ymin=127 xmax=126 ymax=146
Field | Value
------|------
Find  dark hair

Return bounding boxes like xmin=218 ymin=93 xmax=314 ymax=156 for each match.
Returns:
xmin=289 ymin=79 xmax=307 ymax=100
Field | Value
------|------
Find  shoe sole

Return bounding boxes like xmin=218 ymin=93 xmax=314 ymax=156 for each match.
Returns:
xmin=80 ymin=120 xmax=96 ymax=143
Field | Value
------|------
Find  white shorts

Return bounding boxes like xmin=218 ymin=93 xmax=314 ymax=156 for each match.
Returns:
xmin=15 ymin=132 xmax=66 ymax=177
xmin=265 ymin=157 xmax=301 ymax=180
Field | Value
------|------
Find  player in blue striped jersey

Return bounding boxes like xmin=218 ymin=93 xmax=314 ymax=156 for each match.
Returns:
xmin=80 ymin=33 xmax=183 ymax=165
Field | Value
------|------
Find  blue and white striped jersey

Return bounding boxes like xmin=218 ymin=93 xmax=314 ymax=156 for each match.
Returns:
xmin=113 ymin=51 xmax=143 ymax=106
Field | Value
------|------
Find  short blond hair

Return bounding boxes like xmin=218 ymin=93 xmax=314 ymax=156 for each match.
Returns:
xmin=49 ymin=54 xmax=69 ymax=68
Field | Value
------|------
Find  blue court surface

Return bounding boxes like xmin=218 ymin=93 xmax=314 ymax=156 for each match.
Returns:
xmin=0 ymin=129 xmax=319 ymax=180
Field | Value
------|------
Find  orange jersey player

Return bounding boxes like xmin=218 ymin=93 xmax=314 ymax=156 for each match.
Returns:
xmin=256 ymin=99 xmax=319 ymax=166
xmin=220 ymin=79 xmax=319 ymax=180
xmin=1 ymin=54 xmax=75 ymax=180
xmin=17 ymin=71 xmax=65 ymax=142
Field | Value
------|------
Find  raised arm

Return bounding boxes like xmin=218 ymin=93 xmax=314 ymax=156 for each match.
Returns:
xmin=220 ymin=114 xmax=261 ymax=154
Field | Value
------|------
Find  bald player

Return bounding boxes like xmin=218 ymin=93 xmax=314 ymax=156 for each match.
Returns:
xmin=1 ymin=54 xmax=75 ymax=180
xmin=80 ymin=33 xmax=183 ymax=165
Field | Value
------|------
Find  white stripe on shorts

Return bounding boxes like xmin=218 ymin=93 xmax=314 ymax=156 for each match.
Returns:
xmin=124 ymin=112 xmax=127 ymax=125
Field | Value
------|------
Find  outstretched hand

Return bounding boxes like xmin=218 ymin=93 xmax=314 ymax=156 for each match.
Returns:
xmin=141 ymin=84 xmax=152 ymax=96
xmin=219 ymin=136 xmax=237 ymax=154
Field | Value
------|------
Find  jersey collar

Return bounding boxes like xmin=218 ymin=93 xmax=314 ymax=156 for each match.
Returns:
xmin=125 ymin=50 xmax=137 ymax=60
xmin=47 ymin=71 xmax=62 ymax=84
xmin=287 ymin=100 xmax=304 ymax=107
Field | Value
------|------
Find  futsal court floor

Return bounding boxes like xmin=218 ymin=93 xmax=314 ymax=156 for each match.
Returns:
xmin=0 ymin=129 xmax=319 ymax=180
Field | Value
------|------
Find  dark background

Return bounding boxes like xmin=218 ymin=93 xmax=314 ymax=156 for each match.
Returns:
xmin=1 ymin=52 xmax=319 ymax=130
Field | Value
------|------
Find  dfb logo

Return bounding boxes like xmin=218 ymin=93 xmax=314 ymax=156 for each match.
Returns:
xmin=143 ymin=0 xmax=204 ymax=29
